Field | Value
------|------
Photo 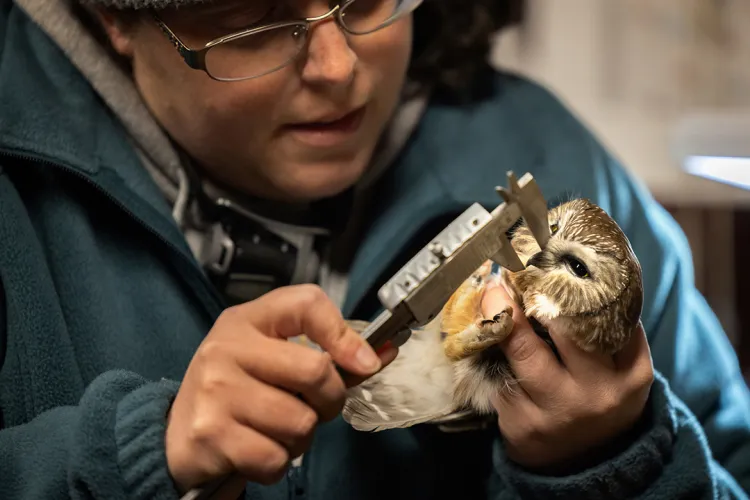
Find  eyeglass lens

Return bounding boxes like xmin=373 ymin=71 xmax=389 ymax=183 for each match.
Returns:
xmin=204 ymin=0 xmax=417 ymax=81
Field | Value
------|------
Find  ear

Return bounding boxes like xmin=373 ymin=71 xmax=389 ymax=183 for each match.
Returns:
xmin=91 ymin=7 xmax=138 ymax=58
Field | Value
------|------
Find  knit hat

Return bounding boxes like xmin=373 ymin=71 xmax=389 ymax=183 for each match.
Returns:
xmin=78 ymin=0 xmax=212 ymax=10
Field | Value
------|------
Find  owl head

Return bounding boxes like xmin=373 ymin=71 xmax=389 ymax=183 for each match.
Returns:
xmin=502 ymin=198 xmax=644 ymax=354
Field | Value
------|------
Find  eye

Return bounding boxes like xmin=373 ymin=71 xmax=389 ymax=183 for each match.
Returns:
xmin=562 ymin=255 xmax=589 ymax=278
xmin=550 ymin=223 xmax=559 ymax=235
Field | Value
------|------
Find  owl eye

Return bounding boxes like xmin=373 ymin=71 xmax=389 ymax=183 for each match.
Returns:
xmin=562 ymin=255 xmax=589 ymax=278
xmin=550 ymin=223 xmax=559 ymax=235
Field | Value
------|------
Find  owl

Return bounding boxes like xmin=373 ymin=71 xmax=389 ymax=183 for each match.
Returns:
xmin=342 ymin=198 xmax=644 ymax=431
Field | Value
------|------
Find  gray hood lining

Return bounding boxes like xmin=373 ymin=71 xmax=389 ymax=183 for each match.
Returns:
xmin=15 ymin=0 xmax=185 ymax=202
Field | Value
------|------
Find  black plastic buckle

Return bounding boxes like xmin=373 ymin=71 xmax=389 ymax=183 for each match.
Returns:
xmin=199 ymin=204 xmax=300 ymax=306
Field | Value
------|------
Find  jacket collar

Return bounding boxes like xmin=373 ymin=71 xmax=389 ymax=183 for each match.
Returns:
xmin=0 ymin=0 xmax=197 ymax=255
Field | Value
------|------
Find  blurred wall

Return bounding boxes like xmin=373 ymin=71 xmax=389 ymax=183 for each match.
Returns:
xmin=490 ymin=0 xmax=750 ymax=208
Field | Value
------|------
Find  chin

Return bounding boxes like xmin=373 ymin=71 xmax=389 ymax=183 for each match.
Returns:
xmin=279 ymin=154 xmax=373 ymax=201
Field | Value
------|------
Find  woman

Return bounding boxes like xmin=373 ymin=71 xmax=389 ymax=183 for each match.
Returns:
xmin=0 ymin=0 xmax=748 ymax=498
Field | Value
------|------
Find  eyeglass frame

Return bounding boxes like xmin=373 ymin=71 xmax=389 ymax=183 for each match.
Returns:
xmin=152 ymin=0 xmax=423 ymax=82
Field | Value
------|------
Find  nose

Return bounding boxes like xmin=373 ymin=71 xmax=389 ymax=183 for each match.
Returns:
xmin=300 ymin=16 xmax=357 ymax=88
xmin=526 ymin=252 xmax=544 ymax=269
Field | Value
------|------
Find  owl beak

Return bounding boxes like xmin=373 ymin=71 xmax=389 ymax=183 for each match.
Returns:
xmin=526 ymin=252 xmax=544 ymax=269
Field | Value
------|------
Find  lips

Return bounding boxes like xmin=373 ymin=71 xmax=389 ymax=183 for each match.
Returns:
xmin=283 ymin=106 xmax=366 ymax=147
xmin=288 ymin=107 xmax=364 ymax=132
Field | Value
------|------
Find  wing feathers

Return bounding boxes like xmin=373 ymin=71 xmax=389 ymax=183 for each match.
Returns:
xmin=342 ymin=323 xmax=459 ymax=431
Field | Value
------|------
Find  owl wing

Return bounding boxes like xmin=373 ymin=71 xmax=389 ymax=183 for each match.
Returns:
xmin=341 ymin=323 xmax=464 ymax=432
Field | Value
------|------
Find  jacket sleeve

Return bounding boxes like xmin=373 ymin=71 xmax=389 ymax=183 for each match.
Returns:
xmin=491 ymin=132 xmax=750 ymax=499
xmin=0 ymin=368 xmax=184 ymax=500
xmin=0 ymin=167 xmax=184 ymax=499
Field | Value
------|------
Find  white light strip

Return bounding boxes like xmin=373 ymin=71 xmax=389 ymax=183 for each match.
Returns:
xmin=683 ymin=156 xmax=750 ymax=191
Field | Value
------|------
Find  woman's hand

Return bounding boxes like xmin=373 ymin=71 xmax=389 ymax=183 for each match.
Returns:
xmin=165 ymin=284 xmax=398 ymax=495
xmin=481 ymin=283 xmax=654 ymax=473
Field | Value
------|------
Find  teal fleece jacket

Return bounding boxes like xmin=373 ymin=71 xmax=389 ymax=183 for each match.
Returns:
xmin=1 ymin=2 xmax=750 ymax=499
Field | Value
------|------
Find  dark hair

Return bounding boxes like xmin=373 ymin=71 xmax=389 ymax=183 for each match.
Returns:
xmin=409 ymin=0 xmax=526 ymax=101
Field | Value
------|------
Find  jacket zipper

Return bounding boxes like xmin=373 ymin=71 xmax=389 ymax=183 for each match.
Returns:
xmin=288 ymin=454 xmax=307 ymax=499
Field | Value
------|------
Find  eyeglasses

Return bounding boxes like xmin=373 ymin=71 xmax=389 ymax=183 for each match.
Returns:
xmin=153 ymin=0 xmax=423 ymax=82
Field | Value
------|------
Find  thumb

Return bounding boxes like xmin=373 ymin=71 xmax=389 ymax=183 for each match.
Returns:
xmin=244 ymin=284 xmax=383 ymax=377
xmin=481 ymin=283 xmax=564 ymax=400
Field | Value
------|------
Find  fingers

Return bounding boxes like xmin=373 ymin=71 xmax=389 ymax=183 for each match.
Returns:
xmin=480 ymin=280 xmax=513 ymax=319
xmin=613 ymin=322 xmax=654 ymax=387
xmin=546 ymin=327 xmax=616 ymax=377
xmin=480 ymin=285 xmax=565 ymax=400
xmin=166 ymin=393 xmax=292 ymax=491
xmin=208 ymin=474 xmax=250 ymax=500
xmin=613 ymin=322 xmax=650 ymax=369
xmin=218 ymin=421 xmax=291 ymax=486
xmin=242 ymin=285 xmax=382 ymax=377
xmin=229 ymin=370 xmax=318 ymax=459
xmin=236 ymin=334 xmax=346 ymax=421
xmin=339 ymin=345 xmax=399 ymax=388
xmin=492 ymin=392 xmax=547 ymax=445
xmin=169 ymin=285 xmax=388 ymax=495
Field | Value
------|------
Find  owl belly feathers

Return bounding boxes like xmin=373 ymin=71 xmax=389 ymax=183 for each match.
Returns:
xmin=342 ymin=198 xmax=644 ymax=432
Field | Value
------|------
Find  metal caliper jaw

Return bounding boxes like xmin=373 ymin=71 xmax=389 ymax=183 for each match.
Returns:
xmin=361 ymin=171 xmax=551 ymax=352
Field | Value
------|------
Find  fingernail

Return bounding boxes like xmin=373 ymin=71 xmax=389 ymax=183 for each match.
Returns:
xmin=376 ymin=340 xmax=393 ymax=355
xmin=356 ymin=344 xmax=382 ymax=373
xmin=482 ymin=296 xmax=509 ymax=318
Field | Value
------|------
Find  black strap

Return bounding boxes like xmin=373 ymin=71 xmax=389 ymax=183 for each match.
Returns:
xmin=201 ymin=207 xmax=306 ymax=306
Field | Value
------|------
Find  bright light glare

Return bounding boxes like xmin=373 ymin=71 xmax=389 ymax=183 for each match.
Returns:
xmin=683 ymin=156 xmax=750 ymax=191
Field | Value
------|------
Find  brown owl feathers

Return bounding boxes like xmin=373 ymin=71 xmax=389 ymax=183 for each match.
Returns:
xmin=341 ymin=198 xmax=644 ymax=432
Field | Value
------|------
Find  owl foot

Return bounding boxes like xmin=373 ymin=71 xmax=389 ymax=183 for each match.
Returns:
xmin=443 ymin=306 xmax=514 ymax=361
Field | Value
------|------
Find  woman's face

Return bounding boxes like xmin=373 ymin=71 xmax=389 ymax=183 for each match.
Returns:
xmin=101 ymin=0 xmax=414 ymax=202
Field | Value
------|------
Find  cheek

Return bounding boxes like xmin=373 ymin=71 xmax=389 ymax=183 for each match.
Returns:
xmin=370 ymin=18 xmax=413 ymax=66
xmin=184 ymin=76 xmax=288 ymax=144
xmin=129 ymin=32 xmax=185 ymax=104
xmin=129 ymin=32 xmax=219 ymax=138
xmin=351 ymin=17 xmax=413 ymax=101
xmin=130 ymin=31 xmax=290 ymax=157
